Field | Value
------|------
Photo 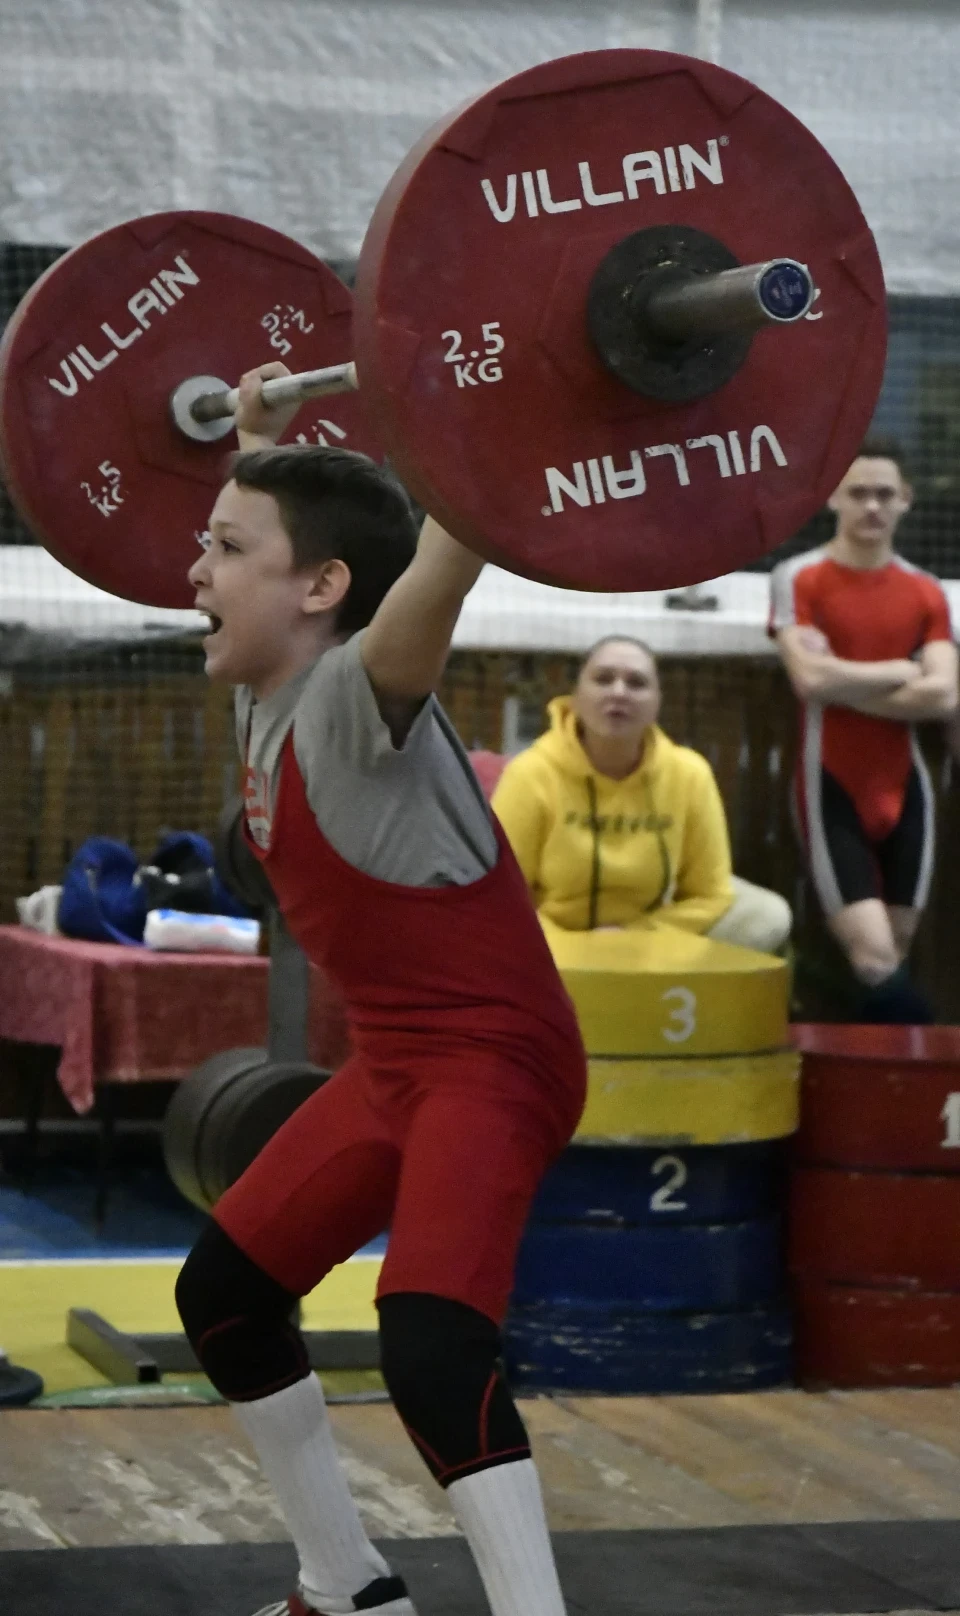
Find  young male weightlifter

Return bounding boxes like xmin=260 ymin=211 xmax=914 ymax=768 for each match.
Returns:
xmin=174 ymin=362 xmax=587 ymax=1616
xmin=771 ymin=439 xmax=958 ymax=1021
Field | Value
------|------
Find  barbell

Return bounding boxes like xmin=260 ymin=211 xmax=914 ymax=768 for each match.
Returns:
xmin=0 ymin=48 xmax=886 ymax=606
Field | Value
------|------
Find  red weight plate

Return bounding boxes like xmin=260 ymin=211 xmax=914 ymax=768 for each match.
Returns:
xmin=0 ymin=213 xmax=379 ymax=608
xmin=790 ymin=1167 xmax=960 ymax=1290
xmin=355 ymin=49 xmax=886 ymax=591
xmin=791 ymin=1024 xmax=960 ymax=1172
xmin=794 ymin=1281 xmax=960 ymax=1389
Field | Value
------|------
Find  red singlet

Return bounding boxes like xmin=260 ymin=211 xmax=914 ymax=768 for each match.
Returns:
xmin=771 ymin=548 xmax=951 ymax=840
xmin=213 ymin=734 xmax=587 ymax=1323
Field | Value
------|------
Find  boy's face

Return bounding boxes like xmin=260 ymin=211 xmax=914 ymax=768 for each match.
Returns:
xmin=188 ymin=480 xmax=323 ymax=691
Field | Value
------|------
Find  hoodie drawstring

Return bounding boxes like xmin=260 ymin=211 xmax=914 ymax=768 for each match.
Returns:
xmin=644 ymin=777 xmax=673 ymax=912
xmin=586 ymin=778 xmax=601 ymax=930
xmin=585 ymin=774 xmax=673 ymax=927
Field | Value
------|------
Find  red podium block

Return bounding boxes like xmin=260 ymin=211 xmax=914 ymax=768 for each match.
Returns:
xmin=792 ymin=1023 xmax=960 ymax=1171
xmin=795 ymin=1280 xmax=960 ymax=1388
xmin=790 ymin=1166 xmax=960 ymax=1290
xmin=791 ymin=1024 xmax=960 ymax=1387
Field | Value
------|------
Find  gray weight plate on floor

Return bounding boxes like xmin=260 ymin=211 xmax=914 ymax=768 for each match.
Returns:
xmin=197 ymin=1057 xmax=331 ymax=1209
xmin=0 ymin=1355 xmax=44 ymax=1407
xmin=163 ymin=1046 xmax=268 ymax=1210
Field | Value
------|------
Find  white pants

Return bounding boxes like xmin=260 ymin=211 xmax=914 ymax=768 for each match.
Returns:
xmin=707 ymin=875 xmax=792 ymax=955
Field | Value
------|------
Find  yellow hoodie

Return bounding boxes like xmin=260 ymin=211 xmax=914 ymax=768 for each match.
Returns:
xmin=491 ymin=697 xmax=734 ymax=935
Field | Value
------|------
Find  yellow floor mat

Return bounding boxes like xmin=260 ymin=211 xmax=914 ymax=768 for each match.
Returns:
xmin=0 ymin=1255 xmax=381 ymax=1395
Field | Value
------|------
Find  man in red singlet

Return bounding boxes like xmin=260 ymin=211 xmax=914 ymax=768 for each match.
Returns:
xmin=174 ymin=362 xmax=587 ymax=1616
xmin=770 ymin=438 xmax=957 ymax=1022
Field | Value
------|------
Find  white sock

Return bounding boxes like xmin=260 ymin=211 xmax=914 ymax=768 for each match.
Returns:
xmin=447 ymin=1458 xmax=566 ymax=1616
xmin=233 ymin=1373 xmax=392 ymax=1613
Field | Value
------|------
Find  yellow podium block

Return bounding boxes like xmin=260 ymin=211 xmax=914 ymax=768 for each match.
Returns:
xmin=541 ymin=916 xmax=790 ymax=1058
xmin=575 ymin=1049 xmax=800 ymax=1146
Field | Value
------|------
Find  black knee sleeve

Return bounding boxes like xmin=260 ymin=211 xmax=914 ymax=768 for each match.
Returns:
xmin=175 ymin=1220 xmax=308 ymax=1401
xmin=377 ymin=1292 xmax=530 ymax=1487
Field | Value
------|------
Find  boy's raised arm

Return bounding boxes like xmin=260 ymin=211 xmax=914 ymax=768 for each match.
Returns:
xmin=361 ymin=517 xmax=484 ymax=710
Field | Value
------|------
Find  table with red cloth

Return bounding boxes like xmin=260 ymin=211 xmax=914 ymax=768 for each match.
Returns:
xmin=0 ymin=925 xmax=349 ymax=1114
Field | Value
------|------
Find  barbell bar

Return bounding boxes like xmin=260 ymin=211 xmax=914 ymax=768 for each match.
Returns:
xmin=172 ymin=361 xmax=361 ymax=443
xmin=176 ymin=255 xmax=814 ymax=443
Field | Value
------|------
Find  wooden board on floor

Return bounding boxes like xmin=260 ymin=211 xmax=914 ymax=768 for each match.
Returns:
xmin=4 ymin=1388 xmax=960 ymax=1553
xmin=0 ymin=1402 xmax=455 ymax=1551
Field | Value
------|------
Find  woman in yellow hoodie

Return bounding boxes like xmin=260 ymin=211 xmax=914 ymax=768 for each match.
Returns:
xmin=491 ymin=636 xmax=791 ymax=954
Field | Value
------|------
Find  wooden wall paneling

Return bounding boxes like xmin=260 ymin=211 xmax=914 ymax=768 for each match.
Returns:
xmin=131 ymin=678 xmax=174 ymax=855
xmin=0 ymin=684 xmax=42 ymax=919
xmin=36 ymin=688 xmax=74 ymax=887
xmin=196 ymin=676 xmax=238 ymax=835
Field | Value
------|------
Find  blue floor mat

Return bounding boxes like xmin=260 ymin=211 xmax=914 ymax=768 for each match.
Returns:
xmin=0 ymin=1164 xmax=388 ymax=1262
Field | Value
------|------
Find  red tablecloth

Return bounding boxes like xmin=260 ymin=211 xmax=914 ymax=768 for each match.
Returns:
xmin=0 ymin=926 xmax=349 ymax=1114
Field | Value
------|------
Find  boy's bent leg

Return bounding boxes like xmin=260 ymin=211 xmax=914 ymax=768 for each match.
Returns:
xmin=376 ymin=1087 xmax=572 ymax=1616
xmin=178 ymin=1224 xmax=406 ymax=1616
xmin=176 ymin=1060 xmax=411 ymax=1616
xmin=377 ymin=1293 xmax=530 ymax=1486
xmin=378 ymin=1292 xmax=562 ymax=1616
xmin=212 ymin=1056 xmax=401 ymax=1296
xmin=236 ymin=1377 xmax=409 ymax=1616
xmin=446 ymin=1461 xmax=563 ymax=1616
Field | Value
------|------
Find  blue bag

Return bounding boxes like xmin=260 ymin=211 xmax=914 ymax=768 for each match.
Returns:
xmin=58 ymin=837 xmax=148 ymax=946
xmin=138 ymin=832 xmax=253 ymax=919
xmin=57 ymin=831 xmax=254 ymax=947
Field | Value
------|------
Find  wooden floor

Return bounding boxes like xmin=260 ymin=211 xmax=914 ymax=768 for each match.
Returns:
xmin=4 ymin=1387 xmax=960 ymax=1552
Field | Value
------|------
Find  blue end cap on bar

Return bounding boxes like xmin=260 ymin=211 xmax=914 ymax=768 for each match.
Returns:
xmin=757 ymin=260 xmax=815 ymax=322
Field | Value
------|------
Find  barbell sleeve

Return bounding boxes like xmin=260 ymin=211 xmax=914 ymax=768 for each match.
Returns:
xmin=641 ymin=258 xmax=815 ymax=343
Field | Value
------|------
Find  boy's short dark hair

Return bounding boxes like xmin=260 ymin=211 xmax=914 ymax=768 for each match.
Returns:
xmin=856 ymin=436 xmax=910 ymax=481
xmin=228 ymin=445 xmax=418 ymax=634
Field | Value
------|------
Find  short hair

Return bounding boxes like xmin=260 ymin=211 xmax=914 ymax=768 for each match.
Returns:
xmin=580 ymin=634 xmax=658 ymax=671
xmin=228 ymin=445 xmax=418 ymax=634
xmin=853 ymin=436 xmax=910 ymax=481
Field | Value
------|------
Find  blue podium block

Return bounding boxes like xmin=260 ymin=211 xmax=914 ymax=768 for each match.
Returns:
xmin=513 ymin=1215 xmax=783 ymax=1312
xmin=505 ymin=1300 xmax=794 ymax=1394
xmin=531 ymin=1141 xmax=786 ymax=1227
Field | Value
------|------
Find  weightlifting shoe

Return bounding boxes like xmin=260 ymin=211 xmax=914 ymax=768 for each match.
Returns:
xmin=252 ymin=1574 xmax=417 ymax=1616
